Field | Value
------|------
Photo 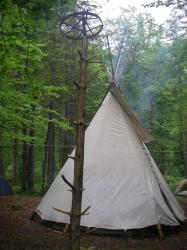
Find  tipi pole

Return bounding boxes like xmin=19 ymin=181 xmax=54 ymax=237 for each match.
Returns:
xmin=59 ymin=10 xmax=103 ymax=250
xmin=70 ymin=31 xmax=88 ymax=250
xmin=156 ymin=224 xmax=164 ymax=239
xmin=106 ymin=35 xmax=115 ymax=83
xmin=113 ymin=26 xmax=128 ymax=78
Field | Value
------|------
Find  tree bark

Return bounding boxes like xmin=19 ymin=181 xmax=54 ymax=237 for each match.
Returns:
xmin=177 ymin=66 xmax=187 ymax=178
xmin=41 ymin=131 xmax=49 ymax=193
xmin=28 ymin=123 xmax=35 ymax=193
xmin=46 ymin=32 xmax=56 ymax=187
xmin=178 ymin=95 xmax=187 ymax=178
xmin=61 ymin=101 xmax=73 ymax=167
xmin=0 ymin=145 xmax=4 ymax=176
xmin=69 ymin=35 xmax=88 ymax=250
xmin=47 ymin=98 xmax=55 ymax=186
xmin=22 ymin=125 xmax=29 ymax=191
xmin=22 ymin=123 xmax=35 ymax=192
xmin=0 ymin=131 xmax=4 ymax=175
xmin=13 ymin=138 xmax=19 ymax=183
xmin=41 ymin=98 xmax=55 ymax=191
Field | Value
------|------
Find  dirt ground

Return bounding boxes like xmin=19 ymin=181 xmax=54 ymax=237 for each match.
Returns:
xmin=0 ymin=195 xmax=187 ymax=250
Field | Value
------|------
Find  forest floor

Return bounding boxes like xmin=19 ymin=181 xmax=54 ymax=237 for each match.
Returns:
xmin=0 ymin=195 xmax=187 ymax=250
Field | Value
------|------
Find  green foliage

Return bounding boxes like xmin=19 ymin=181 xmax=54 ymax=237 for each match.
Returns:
xmin=11 ymin=203 xmax=25 ymax=211
xmin=164 ymin=175 xmax=183 ymax=192
xmin=0 ymin=0 xmax=78 ymax=190
xmin=143 ymin=0 xmax=185 ymax=8
xmin=107 ymin=8 xmax=187 ymax=181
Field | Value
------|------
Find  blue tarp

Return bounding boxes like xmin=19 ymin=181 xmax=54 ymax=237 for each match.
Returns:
xmin=0 ymin=176 xmax=13 ymax=196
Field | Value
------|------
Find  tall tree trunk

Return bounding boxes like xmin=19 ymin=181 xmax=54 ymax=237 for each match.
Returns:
xmin=177 ymin=66 xmax=187 ymax=178
xmin=0 ymin=131 xmax=4 ymax=175
xmin=69 ymin=35 xmax=88 ymax=250
xmin=47 ymin=98 xmax=55 ymax=186
xmin=41 ymin=98 xmax=55 ymax=191
xmin=13 ymin=138 xmax=19 ymax=183
xmin=45 ymin=32 xmax=56 ymax=186
xmin=41 ymin=131 xmax=49 ymax=193
xmin=58 ymin=131 xmax=63 ymax=168
xmin=179 ymin=95 xmax=187 ymax=178
xmin=159 ymin=109 xmax=165 ymax=174
xmin=61 ymin=130 xmax=73 ymax=166
xmin=160 ymin=144 xmax=166 ymax=174
xmin=61 ymin=101 xmax=73 ymax=167
xmin=22 ymin=125 xmax=29 ymax=191
xmin=28 ymin=123 xmax=35 ymax=193
xmin=22 ymin=105 xmax=35 ymax=193
xmin=0 ymin=145 xmax=4 ymax=176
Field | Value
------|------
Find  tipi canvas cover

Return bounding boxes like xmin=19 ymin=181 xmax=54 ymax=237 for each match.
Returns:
xmin=35 ymin=85 xmax=186 ymax=230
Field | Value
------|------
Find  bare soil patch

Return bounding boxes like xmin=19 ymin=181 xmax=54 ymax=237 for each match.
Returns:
xmin=0 ymin=195 xmax=187 ymax=250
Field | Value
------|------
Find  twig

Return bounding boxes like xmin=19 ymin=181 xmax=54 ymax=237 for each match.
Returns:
xmin=61 ymin=174 xmax=75 ymax=190
xmin=80 ymin=205 xmax=91 ymax=216
xmin=61 ymin=175 xmax=85 ymax=192
xmin=73 ymin=80 xmax=81 ymax=89
xmin=15 ymin=0 xmax=32 ymax=83
xmin=52 ymin=207 xmax=71 ymax=216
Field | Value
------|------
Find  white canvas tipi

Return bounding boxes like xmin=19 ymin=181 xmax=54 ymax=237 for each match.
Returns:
xmin=35 ymin=84 xmax=186 ymax=230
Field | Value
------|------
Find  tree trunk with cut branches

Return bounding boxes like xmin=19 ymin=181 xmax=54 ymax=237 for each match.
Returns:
xmin=70 ymin=35 xmax=88 ymax=250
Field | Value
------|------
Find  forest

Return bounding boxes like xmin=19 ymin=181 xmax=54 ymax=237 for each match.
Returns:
xmin=0 ymin=0 xmax=187 ymax=250
xmin=0 ymin=0 xmax=186 ymax=194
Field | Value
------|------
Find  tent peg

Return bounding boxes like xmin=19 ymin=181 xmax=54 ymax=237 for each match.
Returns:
xmin=63 ymin=223 xmax=69 ymax=233
xmin=156 ymin=224 xmax=164 ymax=239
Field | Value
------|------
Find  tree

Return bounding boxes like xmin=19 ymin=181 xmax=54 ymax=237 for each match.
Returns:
xmin=103 ymin=6 xmax=187 ymax=187
xmin=0 ymin=0 xmax=76 ymax=191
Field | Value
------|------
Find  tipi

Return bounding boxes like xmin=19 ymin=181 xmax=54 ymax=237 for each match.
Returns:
xmin=34 ymin=84 xmax=186 ymax=231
